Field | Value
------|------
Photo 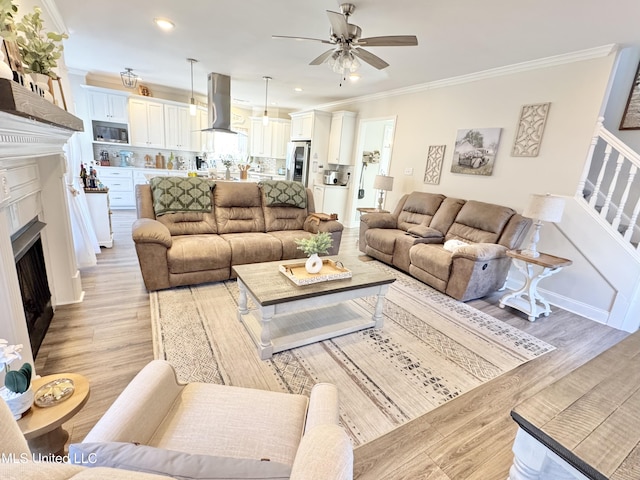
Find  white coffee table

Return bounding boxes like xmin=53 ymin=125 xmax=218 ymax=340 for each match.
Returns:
xmin=233 ymin=257 xmax=395 ymax=360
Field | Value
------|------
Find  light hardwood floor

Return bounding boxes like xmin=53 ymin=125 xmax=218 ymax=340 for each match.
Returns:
xmin=37 ymin=210 xmax=629 ymax=479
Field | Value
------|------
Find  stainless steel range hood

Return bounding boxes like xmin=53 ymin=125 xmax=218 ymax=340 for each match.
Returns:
xmin=202 ymin=73 xmax=236 ymax=134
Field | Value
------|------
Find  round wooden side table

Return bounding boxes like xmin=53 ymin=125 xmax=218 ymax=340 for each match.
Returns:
xmin=17 ymin=373 xmax=90 ymax=456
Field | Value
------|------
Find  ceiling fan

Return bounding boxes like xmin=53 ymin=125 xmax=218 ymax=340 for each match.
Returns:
xmin=272 ymin=3 xmax=418 ymax=73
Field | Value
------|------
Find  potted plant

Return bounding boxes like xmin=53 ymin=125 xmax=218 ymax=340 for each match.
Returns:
xmin=15 ymin=6 xmax=67 ymax=83
xmin=295 ymin=231 xmax=333 ymax=274
xmin=0 ymin=339 xmax=34 ymax=419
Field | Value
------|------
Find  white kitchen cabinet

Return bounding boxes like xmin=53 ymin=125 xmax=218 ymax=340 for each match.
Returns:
xmin=87 ymin=89 xmax=129 ymax=123
xmin=84 ymin=190 xmax=113 ymax=247
xmin=95 ymin=167 xmax=135 ymax=208
xmin=191 ymin=107 xmax=208 ymax=152
xmin=250 ymin=118 xmax=291 ymax=158
xmin=327 ymin=111 xmax=357 ymax=165
xmin=164 ymin=104 xmax=192 ymax=150
xmin=313 ymin=185 xmax=349 ymax=221
xmin=290 ymin=112 xmax=314 ymax=140
xmin=129 ymin=98 xmax=165 ymax=148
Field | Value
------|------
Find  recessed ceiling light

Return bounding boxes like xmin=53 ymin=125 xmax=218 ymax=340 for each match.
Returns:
xmin=349 ymin=73 xmax=360 ymax=82
xmin=153 ymin=17 xmax=175 ymax=30
xmin=294 ymin=87 xmax=303 ymax=92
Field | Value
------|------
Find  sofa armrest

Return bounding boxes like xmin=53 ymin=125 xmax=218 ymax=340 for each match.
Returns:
xmin=290 ymin=424 xmax=353 ymax=480
xmin=406 ymin=225 xmax=444 ymax=240
xmin=83 ymin=361 xmax=183 ymax=445
xmin=303 ymin=216 xmax=344 ymax=234
xmin=304 ymin=383 xmax=339 ymax=433
xmin=132 ymin=218 xmax=172 ymax=248
xmin=361 ymin=212 xmax=397 ymax=229
xmin=452 ymin=243 xmax=508 ymax=261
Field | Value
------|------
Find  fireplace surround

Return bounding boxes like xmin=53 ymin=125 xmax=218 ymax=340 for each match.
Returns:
xmin=0 ymin=78 xmax=84 ymax=372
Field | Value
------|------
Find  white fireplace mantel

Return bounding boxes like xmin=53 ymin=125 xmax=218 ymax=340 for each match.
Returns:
xmin=0 ymin=79 xmax=84 ymax=372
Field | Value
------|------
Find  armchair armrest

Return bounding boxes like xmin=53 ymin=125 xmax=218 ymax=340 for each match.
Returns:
xmin=360 ymin=212 xmax=397 ymax=229
xmin=83 ymin=361 xmax=183 ymax=445
xmin=290 ymin=424 xmax=353 ymax=480
xmin=304 ymin=383 xmax=339 ymax=432
xmin=452 ymin=243 xmax=508 ymax=261
xmin=132 ymin=218 xmax=172 ymax=248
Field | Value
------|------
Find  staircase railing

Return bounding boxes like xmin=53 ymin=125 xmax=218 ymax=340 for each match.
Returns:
xmin=576 ymin=117 xmax=640 ymax=249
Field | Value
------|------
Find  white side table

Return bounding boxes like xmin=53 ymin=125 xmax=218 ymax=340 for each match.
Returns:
xmin=84 ymin=189 xmax=113 ymax=248
xmin=499 ymin=249 xmax=572 ymax=321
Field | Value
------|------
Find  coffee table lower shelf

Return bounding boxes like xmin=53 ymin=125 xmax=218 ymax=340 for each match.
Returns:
xmin=237 ymin=280 xmax=390 ymax=360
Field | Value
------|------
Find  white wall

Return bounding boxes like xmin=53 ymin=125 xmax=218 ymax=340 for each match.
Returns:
xmin=332 ymin=54 xmax=617 ymax=217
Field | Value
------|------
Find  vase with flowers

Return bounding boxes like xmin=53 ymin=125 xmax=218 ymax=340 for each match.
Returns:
xmin=295 ymin=231 xmax=333 ymax=274
xmin=0 ymin=339 xmax=33 ymax=419
xmin=221 ymin=158 xmax=233 ymax=180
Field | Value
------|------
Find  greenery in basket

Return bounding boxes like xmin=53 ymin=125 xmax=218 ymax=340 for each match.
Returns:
xmin=15 ymin=6 xmax=68 ymax=78
xmin=295 ymin=231 xmax=333 ymax=256
xmin=0 ymin=339 xmax=32 ymax=394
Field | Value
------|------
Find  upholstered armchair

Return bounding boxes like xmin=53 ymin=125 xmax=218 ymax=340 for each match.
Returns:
xmin=69 ymin=360 xmax=353 ymax=480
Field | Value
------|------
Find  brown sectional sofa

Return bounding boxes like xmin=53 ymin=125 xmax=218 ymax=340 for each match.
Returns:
xmin=359 ymin=192 xmax=531 ymax=301
xmin=133 ymin=180 xmax=343 ymax=291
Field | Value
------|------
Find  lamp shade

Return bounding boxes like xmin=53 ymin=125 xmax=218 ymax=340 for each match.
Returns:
xmin=522 ymin=194 xmax=565 ymax=223
xmin=373 ymin=175 xmax=394 ymax=192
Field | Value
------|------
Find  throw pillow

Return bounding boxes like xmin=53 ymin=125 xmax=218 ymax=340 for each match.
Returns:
xmin=259 ymin=180 xmax=307 ymax=208
xmin=69 ymin=442 xmax=292 ymax=480
xmin=150 ymin=177 xmax=214 ymax=217
xmin=443 ymin=239 xmax=469 ymax=252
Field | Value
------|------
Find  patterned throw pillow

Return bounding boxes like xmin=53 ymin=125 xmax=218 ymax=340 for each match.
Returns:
xmin=150 ymin=176 xmax=214 ymax=216
xmin=259 ymin=180 xmax=307 ymax=209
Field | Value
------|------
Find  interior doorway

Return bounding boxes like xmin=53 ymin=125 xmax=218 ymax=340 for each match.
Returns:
xmin=348 ymin=116 xmax=396 ymax=227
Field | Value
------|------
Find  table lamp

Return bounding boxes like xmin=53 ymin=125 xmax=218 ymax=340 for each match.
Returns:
xmin=521 ymin=193 xmax=565 ymax=258
xmin=373 ymin=174 xmax=394 ymax=211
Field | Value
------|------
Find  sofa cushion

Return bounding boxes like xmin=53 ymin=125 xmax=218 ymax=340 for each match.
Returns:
xmin=220 ymin=233 xmax=282 ymax=265
xmin=397 ymin=192 xmax=445 ymax=232
xmin=168 ymin=235 xmax=231 ymax=274
xmin=149 ymin=383 xmax=309 ymax=467
xmin=268 ymin=230 xmax=312 ymax=259
xmin=157 ymin=210 xmax=217 ymax=236
xmin=364 ymin=228 xmax=406 ymax=256
xmin=446 ymin=200 xmax=515 ymax=244
xmin=69 ymin=442 xmax=291 ymax=480
xmin=409 ymin=244 xmax=453 ymax=283
xmin=150 ymin=177 xmax=214 ymax=217
xmin=263 ymin=205 xmax=307 ymax=233
xmin=259 ymin=180 xmax=307 ymax=208
xmin=214 ymin=182 xmax=266 ymax=234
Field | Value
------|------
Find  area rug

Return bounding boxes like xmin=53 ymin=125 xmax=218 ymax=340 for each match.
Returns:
xmin=150 ymin=261 xmax=554 ymax=446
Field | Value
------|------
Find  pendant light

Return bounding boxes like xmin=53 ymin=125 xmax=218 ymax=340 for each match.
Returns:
xmin=120 ymin=68 xmax=138 ymax=88
xmin=187 ymin=58 xmax=198 ymax=116
xmin=262 ymin=76 xmax=271 ymax=126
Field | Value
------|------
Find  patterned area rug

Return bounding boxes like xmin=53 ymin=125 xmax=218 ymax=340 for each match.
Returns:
xmin=150 ymin=261 xmax=554 ymax=446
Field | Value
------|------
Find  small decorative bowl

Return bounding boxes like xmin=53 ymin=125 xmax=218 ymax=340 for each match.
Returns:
xmin=34 ymin=378 xmax=75 ymax=407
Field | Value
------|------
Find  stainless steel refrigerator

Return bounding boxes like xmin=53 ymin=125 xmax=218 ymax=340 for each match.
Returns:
xmin=285 ymin=141 xmax=311 ymax=186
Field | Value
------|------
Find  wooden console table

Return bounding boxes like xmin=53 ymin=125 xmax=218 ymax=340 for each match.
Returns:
xmin=509 ymin=331 xmax=639 ymax=479
xmin=500 ymin=249 xmax=572 ymax=321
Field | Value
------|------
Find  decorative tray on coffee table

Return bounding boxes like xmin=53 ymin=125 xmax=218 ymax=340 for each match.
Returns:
xmin=279 ymin=259 xmax=352 ymax=286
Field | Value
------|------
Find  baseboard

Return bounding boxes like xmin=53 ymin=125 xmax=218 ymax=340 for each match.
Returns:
xmin=503 ymin=277 xmax=609 ymax=325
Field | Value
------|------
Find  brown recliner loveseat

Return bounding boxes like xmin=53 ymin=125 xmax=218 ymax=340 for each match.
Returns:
xmin=359 ymin=192 xmax=531 ymax=301
xmin=133 ymin=178 xmax=343 ymax=291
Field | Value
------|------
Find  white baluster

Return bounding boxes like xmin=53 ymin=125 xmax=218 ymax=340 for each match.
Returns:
xmin=624 ymin=194 xmax=640 ymax=243
xmin=612 ymin=163 xmax=636 ymax=232
xmin=576 ymin=117 xmax=604 ymax=198
xmin=588 ymin=143 xmax=611 ymax=208
xmin=599 ymin=150 xmax=623 ymax=220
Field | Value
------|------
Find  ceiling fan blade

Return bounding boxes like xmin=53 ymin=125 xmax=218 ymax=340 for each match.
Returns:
xmin=357 ymin=35 xmax=418 ymax=47
xmin=272 ymin=35 xmax=332 ymax=44
xmin=326 ymin=10 xmax=350 ymax=38
xmin=309 ymin=49 xmax=335 ymax=66
xmin=352 ymin=48 xmax=389 ymax=70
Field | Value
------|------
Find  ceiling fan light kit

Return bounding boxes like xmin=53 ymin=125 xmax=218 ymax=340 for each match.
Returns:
xmin=273 ymin=3 xmax=417 ymax=81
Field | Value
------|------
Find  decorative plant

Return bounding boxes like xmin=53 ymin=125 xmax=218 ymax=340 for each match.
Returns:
xmin=0 ymin=339 xmax=31 ymax=394
xmin=295 ymin=232 xmax=333 ymax=256
xmin=15 ymin=6 xmax=68 ymax=78
xmin=0 ymin=0 xmax=18 ymax=40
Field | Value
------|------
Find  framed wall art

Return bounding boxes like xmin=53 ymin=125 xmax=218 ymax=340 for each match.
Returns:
xmin=451 ymin=128 xmax=502 ymax=176
xmin=423 ymin=145 xmax=446 ymax=184
xmin=620 ymin=62 xmax=640 ymax=130
xmin=512 ymin=102 xmax=550 ymax=157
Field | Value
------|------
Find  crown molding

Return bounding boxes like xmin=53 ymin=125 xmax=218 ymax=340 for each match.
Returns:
xmin=40 ymin=0 xmax=68 ymax=35
xmin=315 ymin=44 xmax=618 ymax=111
